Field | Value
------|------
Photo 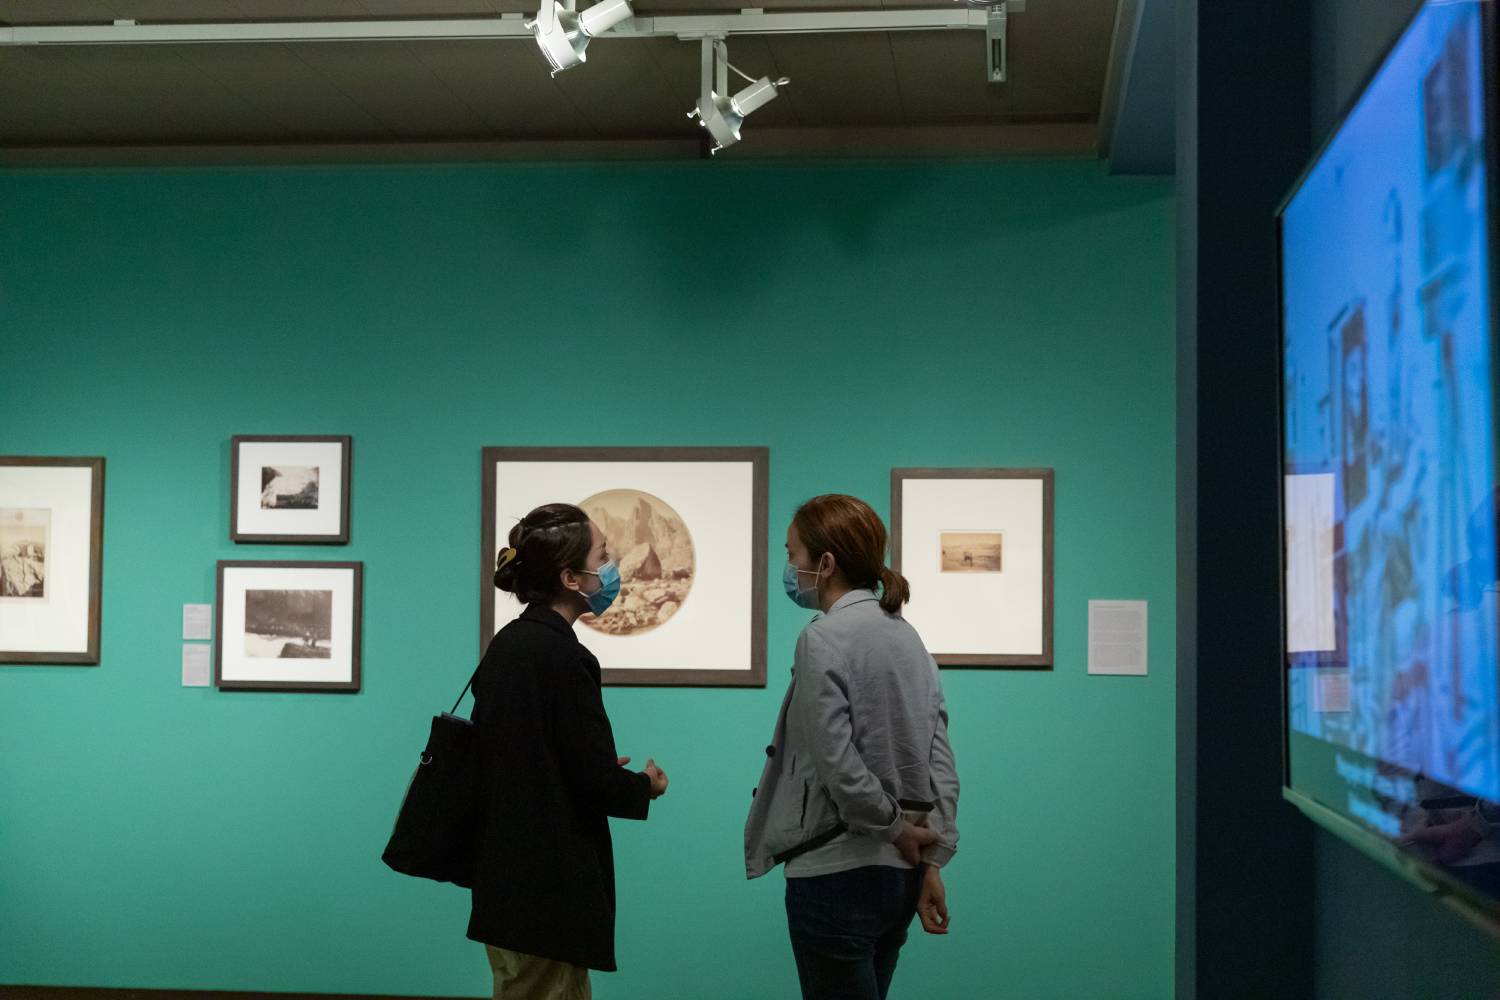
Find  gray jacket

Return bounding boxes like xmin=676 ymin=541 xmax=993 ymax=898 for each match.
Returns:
xmin=743 ymin=590 xmax=960 ymax=879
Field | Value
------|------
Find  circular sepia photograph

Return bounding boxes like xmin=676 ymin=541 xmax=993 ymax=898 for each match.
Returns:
xmin=578 ymin=488 xmax=695 ymax=635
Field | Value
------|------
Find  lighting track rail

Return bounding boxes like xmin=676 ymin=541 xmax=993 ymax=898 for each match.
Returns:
xmin=0 ymin=5 xmax=1021 ymax=46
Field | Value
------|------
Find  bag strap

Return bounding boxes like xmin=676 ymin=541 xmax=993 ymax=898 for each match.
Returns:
xmin=450 ymin=661 xmax=483 ymax=717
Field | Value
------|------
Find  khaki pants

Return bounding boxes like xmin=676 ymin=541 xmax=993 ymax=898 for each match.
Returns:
xmin=486 ymin=944 xmax=592 ymax=1000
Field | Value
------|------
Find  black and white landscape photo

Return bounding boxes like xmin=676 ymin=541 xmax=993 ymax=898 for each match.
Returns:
xmin=259 ymin=466 xmax=320 ymax=510
xmin=244 ymin=589 xmax=333 ymax=658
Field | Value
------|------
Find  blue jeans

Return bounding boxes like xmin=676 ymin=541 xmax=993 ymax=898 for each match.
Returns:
xmin=784 ymin=865 xmax=923 ymax=1000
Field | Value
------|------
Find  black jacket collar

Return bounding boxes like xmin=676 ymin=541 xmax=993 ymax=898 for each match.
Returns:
xmin=520 ymin=602 xmax=579 ymax=639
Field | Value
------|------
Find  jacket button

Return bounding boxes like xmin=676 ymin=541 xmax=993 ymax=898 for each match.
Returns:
xmin=765 ymin=744 xmax=776 ymax=757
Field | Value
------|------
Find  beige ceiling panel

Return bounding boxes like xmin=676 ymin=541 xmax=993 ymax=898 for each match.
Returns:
xmin=28 ymin=45 xmax=300 ymax=142
xmin=482 ymin=0 xmax=534 ymax=14
xmin=763 ymin=32 xmax=903 ymax=127
xmin=400 ymin=39 xmax=593 ymax=138
xmin=1003 ymin=0 xmax=1112 ymax=116
xmin=888 ymin=31 xmax=1010 ymax=122
xmin=226 ymin=0 xmax=371 ymax=18
xmin=99 ymin=0 xmax=249 ymax=21
xmin=171 ymin=43 xmax=397 ymax=139
xmin=0 ymin=51 xmax=78 ymax=138
xmin=0 ymin=47 xmax=262 ymax=143
xmin=288 ymin=40 xmax=498 ymax=138
xmin=475 ymin=0 xmax=890 ymax=11
xmin=639 ymin=0 xmax=884 ymax=11
xmin=640 ymin=29 xmax=700 ymax=98
xmin=549 ymin=36 xmax=690 ymax=137
xmin=0 ymin=1 xmax=117 ymax=24
xmin=356 ymin=0 xmax=505 ymax=15
xmin=720 ymin=121 xmax=1096 ymax=157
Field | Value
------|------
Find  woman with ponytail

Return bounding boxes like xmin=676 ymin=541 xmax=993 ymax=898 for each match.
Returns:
xmin=744 ymin=493 xmax=961 ymax=1000
xmin=468 ymin=502 xmax=668 ymax=1000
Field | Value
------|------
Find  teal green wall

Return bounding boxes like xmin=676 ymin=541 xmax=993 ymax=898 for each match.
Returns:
xmin=0 ymin=160 xmax=1175 ymax=1000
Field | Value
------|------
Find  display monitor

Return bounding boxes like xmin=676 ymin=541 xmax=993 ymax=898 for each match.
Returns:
xmin=1279 ymin=0 xmax=1500 ymax=918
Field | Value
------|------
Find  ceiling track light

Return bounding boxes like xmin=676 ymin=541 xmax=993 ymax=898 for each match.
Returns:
xmin=525 ymin=0 xmax=634 ymax=76
xmin=686 ymin=38 xmax=788 ymax=156
xmin=984 ymin=5 xmax=1007 ymax=83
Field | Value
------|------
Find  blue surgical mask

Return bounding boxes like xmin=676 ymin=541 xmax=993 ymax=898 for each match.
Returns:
xmin=579 ymin=561 xmax=622 ymax=616
xmin=783 ymin=560 xmax=822 ymax=610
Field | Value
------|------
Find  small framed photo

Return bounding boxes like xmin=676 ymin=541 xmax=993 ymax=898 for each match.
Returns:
xmin=482 ymin=446 xmax=769 ymax=687
xmin=230 ymin=436 xmax=351 ymax=544
xmin=892 ymin=467 xmax=1054 ymax=669
xmin=1282 ymin=468 xmax=1349 ymax=668
xmin=0 ymin=456 xmax=105 ymax=665
xmin=215 ymin=560 xmax=363 ymax=692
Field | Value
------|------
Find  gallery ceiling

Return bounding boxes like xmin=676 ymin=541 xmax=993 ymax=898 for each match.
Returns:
xmin=0 ymin=0 xmax=1174 ymax=167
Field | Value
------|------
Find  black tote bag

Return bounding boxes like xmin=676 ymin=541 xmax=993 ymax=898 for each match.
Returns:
xmin=381 ymin=668 xmax=480 ymax=888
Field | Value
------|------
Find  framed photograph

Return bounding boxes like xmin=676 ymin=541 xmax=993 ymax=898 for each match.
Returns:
xmin=230 ymin=436 xmax=351 ymax=544
xmin=891 ymin=467 xmax=1054 ymax=668
xmin=215 ymin=560 xmax=363 ymax=692
xmin=1283 ymin=468 xmax=1349 ymax=668
xmin=482 ymin=446 xmax=768 ymax=687
xmin=0 ymin=457 xmax=105 ymax=666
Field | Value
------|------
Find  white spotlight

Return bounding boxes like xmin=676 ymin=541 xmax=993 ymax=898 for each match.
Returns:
xmin=687 ymin=40 xmax=787 ymax=155
xmin=525 ymin=0 xmax=634 ymax=76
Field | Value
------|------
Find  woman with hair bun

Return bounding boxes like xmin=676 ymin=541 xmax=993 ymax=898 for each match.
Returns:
xmin=468 ymin=502 xmax=669 ymax=1000
xmin=745 ymin=493 xmax=961 ymax=1000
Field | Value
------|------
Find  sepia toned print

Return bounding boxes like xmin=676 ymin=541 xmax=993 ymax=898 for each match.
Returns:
xmin=939 ymin=530 xmax=1004 ymax=573
xmin=578 ymin=488 xmax=695 ymax=635
xmin=0 ymin=508 xmax=50 ymax=599
xmin=244 ymin=589 xmax=333 ymax=658
xmin=260 ymin=466 xmax=320 ymax=510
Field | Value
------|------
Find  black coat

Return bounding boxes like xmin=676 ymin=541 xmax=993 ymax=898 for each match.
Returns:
xmin=466 ymin=603 xmax=652 ymax=972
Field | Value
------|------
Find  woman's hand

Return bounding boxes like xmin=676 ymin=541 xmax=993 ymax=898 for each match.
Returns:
xmin=892 ymin=821 xmax=939 ymax=865
xmin=918 ymin=865 xmax=950 ymax=934
xmin=645 ymin=758 xmax=669 ymax=799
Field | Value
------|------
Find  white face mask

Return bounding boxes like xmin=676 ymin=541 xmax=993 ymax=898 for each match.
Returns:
xmin=783 ymin=555 xmax=827 ymax=610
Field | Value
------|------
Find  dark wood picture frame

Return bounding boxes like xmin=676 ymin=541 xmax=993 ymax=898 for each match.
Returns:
xmin=891 ymin=467 xmax=1055 ymax=669
xmin=230 ymin=435 xmax=352 ymax=545
xmin=214 ymin=560 xmax=363 ymax=692
xmin=481 ymin=446 xmax=769 ymax=687
xmin=0 ymin=456 xmax=105 ymax=666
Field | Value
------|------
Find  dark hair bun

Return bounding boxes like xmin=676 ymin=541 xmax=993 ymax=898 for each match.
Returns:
xmin=494 ymin=503 xmax=594 ymax=605
xmin=494 ymin=544 xmax=522 ymax=594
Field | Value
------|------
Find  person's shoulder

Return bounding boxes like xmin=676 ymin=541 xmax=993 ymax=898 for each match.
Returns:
xmin=799 ymin=613 xmax=835 ymax=644
xmin=487 ymin=615 xmax=576 ymax=662
xmin=809 ymin=595 xmax=885 ymax=637
xmin=560 ymin=636 xmax=599 ymax=670
xmin=488 ymin=615 xmax=537 ymax=648
xmin=827 ymin=598 xmax=925 ymax=659
xmin=797 ymin=616 xmax=849 ymax=673
xmin=866 ymin=603 xmax=926 ymax=647
xmin=854 ymin=596 xmax=914 ymax=631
